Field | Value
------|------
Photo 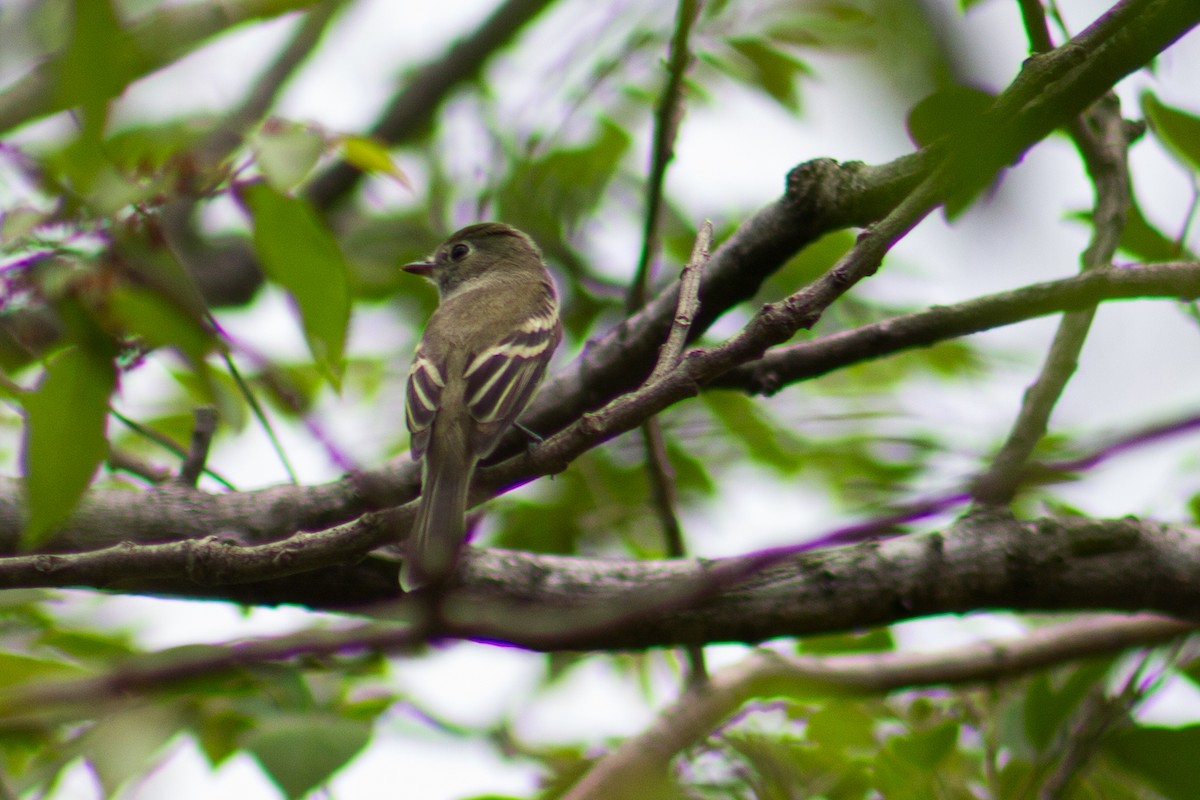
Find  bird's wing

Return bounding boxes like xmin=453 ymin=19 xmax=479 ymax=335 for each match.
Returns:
xmin=463 ymin=306 xmax=561 ymax=455
xmin=405 ymin=344 xmax=444 ymax=460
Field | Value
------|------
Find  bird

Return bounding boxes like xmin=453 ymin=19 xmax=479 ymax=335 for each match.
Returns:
xmin=400 ymin=223 xmax=562 ymax=591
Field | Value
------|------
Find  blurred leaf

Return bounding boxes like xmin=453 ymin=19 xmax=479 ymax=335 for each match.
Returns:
xmin=106 ymin=285 xmax=215 ymax=364
xmin=758 ymin=230 xmax=854 ymax=301
xmin=0 ymin=206 xmax=51 ymax=244
xmin=253 ymin=120 xmax=326 ymax=193
xmin=37 ymin=629 xmax=135 ymax=662
xmin=244 ymin=713 xmax=371 ymax=800
xmin=0 ymin=651 xmax=88 ymax=693
xmin=339 ymin=135 xmax=411 ymax=188
xmin=664 ymin=436 xmax=716 ymax=497
xmin=497 ymin=117 xmax=631 ymax=244
xmin=702 ymin=391 xmax=804 ymax=474
xmin=800 ymin=628 xmax=894 ymax=655
xmin=907 ymin=84 xmax=996 ymax=148
xmin=492 ymin=447 xmax=648 ymax=555
xmin=55 ymin=0 xmax=131 ymax=134
xmin=1024 ymin=658 xmax=1114 ymax=753
xmin=805 ymin=699 xmax=878 ymax=753
xmin=1070 ymin=198 xmax=1194 ymax=262
xmin=171 ymin=368 xmax=248 ymax=431
xmin=0 ymin=0 xmax=313 ymax=135
xmin=240 ymin=182 xmax=350 ymax=386
xmin=194 ymin=706 xmax=253 ymax=767
xmin=1142 ymin=92 xmax=1200 ymax=174
xmin=342 ymin=212 xmax=439 ymax=299
xmin=722 ymin=733 xmax=810 ymax=797
xmin=21 ymin=345 xmax=116 ymax=546
xmin=722 ymin=37 xmax=812 ymax=112
xmin=1104 ymin=725 xmax=1200 ymax=800
xmin=81 ymin=703 xmax=187 ymax=797
xmin=889 ymin=719 xmax=958 ymax=769
xmin=104 ymin=119 xmax=210 ymax=173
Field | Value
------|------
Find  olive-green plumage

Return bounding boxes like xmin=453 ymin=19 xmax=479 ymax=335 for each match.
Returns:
xmin=400 ymin=223 xmax=561 ymax=591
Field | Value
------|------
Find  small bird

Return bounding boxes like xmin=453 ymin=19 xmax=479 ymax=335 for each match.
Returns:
xmin=400 ymin=223 xmax=562 ymax=591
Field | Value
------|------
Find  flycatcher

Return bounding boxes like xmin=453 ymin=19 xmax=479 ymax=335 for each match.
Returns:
xmin=400 ymin=223 xmax=562 ymax=590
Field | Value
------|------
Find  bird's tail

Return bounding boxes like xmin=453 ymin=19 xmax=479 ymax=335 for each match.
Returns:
xmin=400 ymin=448 xmax=474 ymax=592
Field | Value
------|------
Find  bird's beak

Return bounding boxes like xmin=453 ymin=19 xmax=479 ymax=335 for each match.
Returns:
xmin=402 ymin=260 xmax=436 ymax=277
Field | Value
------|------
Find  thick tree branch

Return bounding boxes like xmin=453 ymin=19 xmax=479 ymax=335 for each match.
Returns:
xmin=4 ymin=512 xmax=1200 ymax=653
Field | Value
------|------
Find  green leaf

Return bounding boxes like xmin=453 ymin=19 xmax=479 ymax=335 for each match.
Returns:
xmin=497 ymin=118 xmax=631 ymax=242
xmin=240 ymin=182 xmax=350 ymax=385
xmin=889 ymin=720 xmax=959 ymax=769
xmin=805 ymin=699 xmax=878 ymax=753
xmin=702 ymin=391 xmax=804 ymax=474
xmin=107 ymin=285 xmax=215 ymax=364
xmin=722 ymin=37 xmax=812 ymax=112
xmin=906 ymin=85 xmax=996 ymax=148
xmin=1117 ymin=200 xmax=1194 ymax=260
xmin=81 ymin=703 xmax=186 ymax=797
xmin=56 ymin=0 xmax=132 ymax=134
xmin=1104 ymin=725 xmax=1200 ymax=800
xmin=1024 ymin=658 xmax=1114 ymax=753
xmin=800 ymin=628 xmax=894 ymax=655
xmin=1142 ymin=92 xmax=1200 ymax=174
xmin=0 ymin=651 xmax=88 ymax=693
xmin=339 ymin=135 xmax=411 ymax=188
xmin=253 ymin=120 xmax=327 ymax=193
xmin=1069 ymin=196 xmax=1193 ymax=262
xmin=21 ymin=346 xmax=117 ymax=546
xmin=757 ymin=229 xmax=854 ymax=302
xmin=244 ymin=713 xmax=372 ymax=800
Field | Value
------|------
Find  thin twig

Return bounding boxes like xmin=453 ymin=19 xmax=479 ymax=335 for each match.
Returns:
xmin=178 ymin=406 xmax=219 ymax=487
xmin=627 ymin=0 xmax=702 ymax=312
xmin=105 ymin=449 xmax=172 ymax=484
xmin=1038 ymin=410 xmax=1200 ymax=475
xmin=972 ymin=9 xmax=1134 ymax=506
xmin=625 ymin=0 xmax=705 ymax=685
xmin=0 ymin=620 xmax=421 ymax=715
xmin=219 ymin=349 xmax=298 ymax=484
xmin=110 ymin=409 xmax=236 ymax=490
xmin=639 ymin=417 xmax=707 ymax=685
xmin=710 ymin=261 xmax=1200 ymax=396
xmin=649 ymin=219 xmax=711 ymax=383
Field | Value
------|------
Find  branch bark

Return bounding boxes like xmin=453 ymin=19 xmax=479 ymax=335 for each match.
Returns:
xmin=4 ymin=512 xmax=1200 ymax=654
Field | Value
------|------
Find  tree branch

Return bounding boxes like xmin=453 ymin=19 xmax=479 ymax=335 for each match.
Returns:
xmin=4 ymin=511 xmax=1200 ymax=652
xmin=973 ymin=31 xmax=1135 ymax=506
xmin=563 ymin=614 xmax=1190 ymax=800
xmin=508 ymin=0 xmax=1200 ymax=457
xmin=1 ymin=261 xmax=1197 ymax=562
xmin=710 ymin=261 xmax=1200 ymax=394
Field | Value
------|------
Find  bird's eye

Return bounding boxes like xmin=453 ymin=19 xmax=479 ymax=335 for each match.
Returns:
xmin=449 ymin=243 xmax=470 ymax=261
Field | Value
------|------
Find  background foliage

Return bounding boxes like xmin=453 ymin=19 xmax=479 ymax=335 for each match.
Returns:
xmin=1 ymin=0 xmax=1200 ymax=797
